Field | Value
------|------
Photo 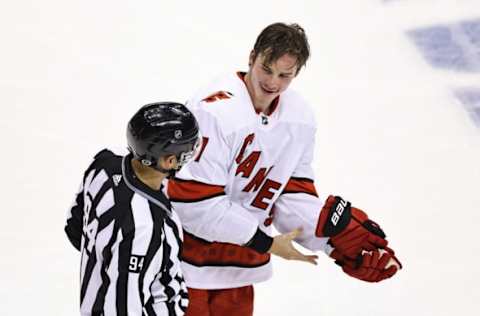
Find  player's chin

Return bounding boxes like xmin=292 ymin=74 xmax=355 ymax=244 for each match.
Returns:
xmin=259 ymin=88 xmax=280 ymax=102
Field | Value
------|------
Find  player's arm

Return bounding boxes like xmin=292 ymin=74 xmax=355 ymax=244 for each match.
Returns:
xmin=168 ymin=105 xmax=262 ymax=248
xmin=272 ymin=130 xmax=401 ymax=280
xmin=271 ymin=129 xmax=331 ymax=252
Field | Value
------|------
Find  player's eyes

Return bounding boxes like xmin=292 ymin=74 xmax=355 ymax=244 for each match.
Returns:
xmin=262 ymin=67 xmax=272 ymax=74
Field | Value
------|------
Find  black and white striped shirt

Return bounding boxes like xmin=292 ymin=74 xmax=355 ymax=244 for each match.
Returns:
xmin=65 ymin=148 xmax=188 ymax=316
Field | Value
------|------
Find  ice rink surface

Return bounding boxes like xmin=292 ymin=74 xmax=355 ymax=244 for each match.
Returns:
xmin=1 ymin=0 xmax=480 ymax=315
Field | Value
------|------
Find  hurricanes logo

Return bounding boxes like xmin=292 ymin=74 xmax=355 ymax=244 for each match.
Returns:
xmin=174 ymin=130 xmax=183 ymax=139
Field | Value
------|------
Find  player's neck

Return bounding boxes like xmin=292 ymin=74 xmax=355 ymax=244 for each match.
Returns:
xmin=130 ymin=159 xmax=165 ymax=191
xmin=244 ymin=72 xmax=270 ymax=114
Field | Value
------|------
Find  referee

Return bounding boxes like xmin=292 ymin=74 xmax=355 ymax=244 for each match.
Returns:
xmin=65 ymin=102 xmax=200 ymax=316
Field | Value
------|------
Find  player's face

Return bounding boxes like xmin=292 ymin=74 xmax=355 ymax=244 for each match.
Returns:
xmin=246 ymin=52 xmax=298 ymax=110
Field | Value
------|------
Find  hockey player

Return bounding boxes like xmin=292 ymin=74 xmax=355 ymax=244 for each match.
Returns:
xmin=168 ymin=23 xmax=402 ymax=316
xmin=65 ymin=102 xmax=200 ymax=315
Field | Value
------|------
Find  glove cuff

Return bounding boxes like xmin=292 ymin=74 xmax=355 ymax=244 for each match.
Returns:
xmin=244 ymin=227 xmax=273 ymax=253
xmin=315 ymin=195 xmax=352 ymax=237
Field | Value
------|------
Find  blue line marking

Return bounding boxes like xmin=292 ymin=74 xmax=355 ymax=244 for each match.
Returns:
xmin=455 ymin=88 xmax=480 ymax=127
xmin=408 ymin=19 xmax=480 ymax=72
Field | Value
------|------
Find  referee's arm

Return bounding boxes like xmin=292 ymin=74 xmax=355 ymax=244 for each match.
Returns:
xmin=105 ymin=223 xmax=165 ymax=315
xmin=65 ymin=181 xmax=85 ymax=251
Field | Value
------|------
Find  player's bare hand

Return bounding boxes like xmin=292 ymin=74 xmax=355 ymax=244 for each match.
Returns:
xmin=268 ymin=228 xmax=318 ymax=265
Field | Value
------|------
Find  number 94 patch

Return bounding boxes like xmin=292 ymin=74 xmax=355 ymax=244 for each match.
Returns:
xmin=129 ymin=255 xmax=145 ymax=273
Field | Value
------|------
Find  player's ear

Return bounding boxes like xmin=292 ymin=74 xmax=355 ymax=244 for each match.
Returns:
xmin=248 ymin=50 xmax=255 ymax=67
xmin=166 ymin=155 xmax=178 ymax=168
xmin=159 ymin=154 xmax=177 ymax=169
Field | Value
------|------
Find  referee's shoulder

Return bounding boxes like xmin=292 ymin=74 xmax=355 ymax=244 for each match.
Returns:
xmin=89 ymin=147 xmax=128 ymax=176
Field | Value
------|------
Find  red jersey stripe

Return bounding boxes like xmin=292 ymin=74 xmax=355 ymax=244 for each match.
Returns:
xmin=168 ymin=179 xmax=226 ymax=202
xmin=182 ymin=232 xmax=270 ymax=268
xmin=282 ymin=177 xmax=318 ymax=197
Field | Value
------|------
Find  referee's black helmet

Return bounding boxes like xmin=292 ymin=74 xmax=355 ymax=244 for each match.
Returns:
xmin=127 ymin=102 xmax=200 ymax=171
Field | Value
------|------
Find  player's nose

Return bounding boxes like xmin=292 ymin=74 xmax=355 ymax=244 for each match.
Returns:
xmin=264 ymin=76 xmax=279 ymax=91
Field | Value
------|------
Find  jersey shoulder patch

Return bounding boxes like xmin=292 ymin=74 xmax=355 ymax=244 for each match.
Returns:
xmin=201 ymin=90 xmax=234 ymax=103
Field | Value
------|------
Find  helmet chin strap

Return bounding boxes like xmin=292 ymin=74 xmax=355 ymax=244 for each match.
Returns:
xmin=140 ymin=151 xmax=191 ymax=180
xmin=139 ymin=157 xmax=177 ymax=179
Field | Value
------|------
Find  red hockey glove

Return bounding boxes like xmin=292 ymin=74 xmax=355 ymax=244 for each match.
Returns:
xmin=338 ymin=247 xmax=402 ymax=282
xmin=316 ymin=195 xmax=388 ymax=260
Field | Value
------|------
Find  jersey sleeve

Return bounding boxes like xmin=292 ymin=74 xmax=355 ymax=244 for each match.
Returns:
xmin=65 ymin=181 xmax=85 ymax=251
xmin=272 ymin=129 xmax=333 ymax=254
xmin=168 ymin=101 xmax=260 ymax=246
xmin=65 ymin=156 xmax=99 ymax=251
xmin=64 ymin=149 xmax=115 ymax=251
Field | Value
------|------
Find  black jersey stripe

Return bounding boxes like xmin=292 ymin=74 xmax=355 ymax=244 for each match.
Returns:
xmin=116 ymin=206 xmax=135 ymax=315
xmin=138 ymin=201 xmax=165 ymax=307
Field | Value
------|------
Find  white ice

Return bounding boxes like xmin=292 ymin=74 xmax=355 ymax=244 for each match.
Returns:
xmin=1 ymin=0 xmax=480 ymax=315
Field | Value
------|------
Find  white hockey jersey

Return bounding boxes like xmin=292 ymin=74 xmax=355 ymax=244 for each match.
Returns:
xmin=168 ymin=72 xmax=331 ymax=289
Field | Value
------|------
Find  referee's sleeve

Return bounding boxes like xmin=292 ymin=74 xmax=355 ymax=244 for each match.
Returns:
xmin=65 ymin=180 xmax=85 ymax=251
